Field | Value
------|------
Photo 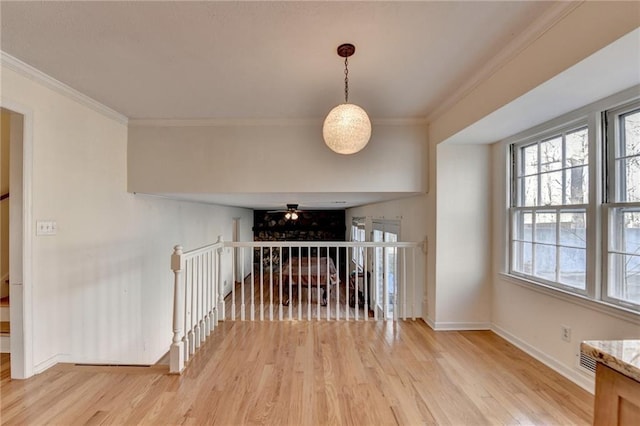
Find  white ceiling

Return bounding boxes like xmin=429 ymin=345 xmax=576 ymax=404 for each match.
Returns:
xmin=1 ymin=1 xmax=554 ymax=121
xmin=0 ymin=1 xmax=561 ymax=210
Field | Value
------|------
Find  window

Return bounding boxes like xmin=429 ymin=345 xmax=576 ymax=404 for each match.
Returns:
xmin=605 ymin=103 xmax=640 ymax=309
xmin=511 ymin=125 xmax=589 ymax=292
xmin=508 ymin=94 xmax=640 ymax=314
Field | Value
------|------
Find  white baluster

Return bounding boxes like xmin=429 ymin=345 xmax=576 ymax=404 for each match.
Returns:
xmin=170 ymin=245 xmax=185 ymax=374
xmin=212 ymin=249 xmax=218 ymax=325
xmin=199 ymin=253 xmax=207 ymax=343
xmin=413 ymin=247 xmax=417 ymax=321
xmin=190 ymin=258 xmax=197 ymax=354
xmin=346 ymin=247 xmax=350 ymax=321
xmin=241 ymin=247 xmax=246 ymax=321
xmin=326 ymin=252 xmax=331 ymax=320
xmin=210 ymin=250 xmax=216 ymax=327
xmin=316 ymin=247 xmax=321 ymax=320
xmin=336 ymin=247 xmax=340 ymax=321
xmin=205 ymin=251 xmax=211 ymax=336
xmin=307 ymin=254 xmax=311 ymax=320
xmin=402 ymin=248 xmax=407 ymax=321
xmin=231 ymin=244 xmax=236 ymax=320
xmin=364 ymin=247 xmax=369 ymax=321
xmin=195 ymin=256 xmax=202 ymax=349
xmin=278 ymin=248 xmax=283 ymax=321
xmin=260 ymin=247 xmax=264 ymax=321
xmin=297 ymin=246 xmax=302 ymax=320
xmin=183 ymin=257 xmax=190 ymax=363
xmin=288 ymin=246 xmax=292 ymax=320
xmin=217 ymin=236 xmax=225 ymax=321
xmin=250 ymin=248 xmax=255 ymax=321
xmin=269 ymin=247 xmax=274 ymax=321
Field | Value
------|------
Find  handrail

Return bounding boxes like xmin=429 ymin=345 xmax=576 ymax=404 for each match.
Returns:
xmin=170 ymin=237 xmax=425 ymax=374
xmin=0 ymin=193 xmax=8 ymax=202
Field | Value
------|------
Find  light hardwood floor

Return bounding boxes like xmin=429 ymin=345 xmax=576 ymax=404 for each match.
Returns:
xmin=0 ymin=320 xmax=593 ymax=425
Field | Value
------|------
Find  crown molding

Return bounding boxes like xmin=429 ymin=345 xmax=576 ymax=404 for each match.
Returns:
xmin=426 ymin=0 xmax=582 ymax=123
xmin=128 ymin=117 xmax=427 ymax=128
xmin=1 ymin=51 xmax=129 ymax=125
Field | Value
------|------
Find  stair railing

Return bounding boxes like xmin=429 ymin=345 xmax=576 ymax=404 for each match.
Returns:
xmin=170 ymin=238 xmax=224 ymax=374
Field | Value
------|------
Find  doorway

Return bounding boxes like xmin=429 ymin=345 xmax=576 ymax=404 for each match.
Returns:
xmin=0 ymin=103 xmax=32 ymax=379
xmin=372 ymin=220 xmax=400 ymax=320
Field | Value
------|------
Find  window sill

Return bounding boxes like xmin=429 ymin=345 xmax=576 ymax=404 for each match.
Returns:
xmin=498 ymin=272 xmax=640 ymax=325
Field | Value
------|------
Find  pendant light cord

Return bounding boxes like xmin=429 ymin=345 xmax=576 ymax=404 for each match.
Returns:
xmin=344 ymin=56 xmax=349 ymax=103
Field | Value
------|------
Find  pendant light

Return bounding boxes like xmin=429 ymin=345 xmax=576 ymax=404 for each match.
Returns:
xmin=323 ymin=43 xmax=371 ymax=155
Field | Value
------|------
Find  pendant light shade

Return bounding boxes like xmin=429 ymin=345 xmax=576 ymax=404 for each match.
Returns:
xmin=323 ymin=43 xmax=371 ymax=155
xmin=323 ymin=103 xmax=371 ymax=154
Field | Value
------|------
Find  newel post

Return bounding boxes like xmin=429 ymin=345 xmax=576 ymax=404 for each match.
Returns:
xmin=216 ymin=236 xmax=225 ymax=321
xmin=170 ymin=245 xmax=185 ymax=374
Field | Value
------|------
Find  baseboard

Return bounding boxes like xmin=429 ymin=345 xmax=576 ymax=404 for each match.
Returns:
xmin=431 ymin=321 xmax=492 ymax=331
xmin=491 ymin=323 xmax=594 ymax=394
xmin=33 ymin=353 xmax=71 ymax=374
xmin=424 ymin=316 xmax=436 ymax=330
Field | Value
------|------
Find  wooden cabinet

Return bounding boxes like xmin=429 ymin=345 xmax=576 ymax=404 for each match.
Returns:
xmin=594 ymin=363 xmax=640 ymax=426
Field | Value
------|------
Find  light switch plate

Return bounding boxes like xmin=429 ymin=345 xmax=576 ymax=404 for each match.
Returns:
xmin=36 ymin=220 xmax=57 ymax=236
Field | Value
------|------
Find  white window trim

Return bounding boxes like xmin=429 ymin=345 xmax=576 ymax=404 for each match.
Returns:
xmin=602 ymin=100 xmax=640 ymax=311
xmin=509 ymin=119 xmax=591 ymax=296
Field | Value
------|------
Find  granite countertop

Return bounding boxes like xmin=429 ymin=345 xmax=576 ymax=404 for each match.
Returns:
xmin=581 ymin=340 xmax=640 ymax=382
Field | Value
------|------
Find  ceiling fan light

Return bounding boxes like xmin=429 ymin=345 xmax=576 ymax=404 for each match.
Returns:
xmin=323 ymin=103 xmax=371 ymax=154
xmin=291 ymin=212 xmax=298 ymax=220
xmin=285 ymin=212 xmax=291 ymax=219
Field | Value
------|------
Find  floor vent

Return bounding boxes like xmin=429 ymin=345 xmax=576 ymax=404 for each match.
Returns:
xmin=579 ymin=352 xmax=597 ymax=374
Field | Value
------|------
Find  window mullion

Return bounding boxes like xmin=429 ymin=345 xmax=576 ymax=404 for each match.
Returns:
xmin=562 ymin=132 xmax=567 ymax=205
xmin=537 ymin=141 xmax=541 ymax=207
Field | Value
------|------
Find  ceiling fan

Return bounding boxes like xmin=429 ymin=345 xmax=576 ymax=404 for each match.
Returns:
xmin=268 ymin=204 xmax=301 ymax=220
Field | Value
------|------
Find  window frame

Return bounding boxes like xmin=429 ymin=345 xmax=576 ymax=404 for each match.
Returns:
xmin=505 ymin=90 xmax=640 ymax=315
xmin=509 ymin=120 xmax=592 ymax=297
xmin=602 ymin=100 xmax=640 ymax=311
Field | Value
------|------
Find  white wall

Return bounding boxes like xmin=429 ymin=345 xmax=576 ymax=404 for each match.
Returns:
xmin=128 ymin=121 xmax=427 ymax=194
xmin=346 ymin=194 xmax=427 ymax=319
xmin=1 ymin=65 xmax=252 ymax=372
xmin=434 ymin=143 xmax=492 ymax=329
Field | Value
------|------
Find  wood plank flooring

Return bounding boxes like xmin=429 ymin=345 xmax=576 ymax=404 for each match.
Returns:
xmin=0 ymin=320 xmax=593 ymax=425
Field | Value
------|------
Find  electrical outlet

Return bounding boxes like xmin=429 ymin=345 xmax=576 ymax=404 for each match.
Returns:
xmin=561 ymin=325 xmax=571 ymax=342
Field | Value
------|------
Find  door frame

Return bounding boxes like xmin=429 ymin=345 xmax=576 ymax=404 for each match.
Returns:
xmin=1 ymin=98 xmax=34 ymax=379
xmin=372 ymin=219 xmax=400 ymax=320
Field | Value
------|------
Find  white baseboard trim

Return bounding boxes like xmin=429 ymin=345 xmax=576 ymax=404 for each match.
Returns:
xmin=431 ymin=321 xmax=491 ymax=331
xmin=33 ymin=353 xmax=71 ymax=375
xmin=491 ymin=323 xmax=594 ymax=394
xmin=424 ymin=316 xmax=436 ymax=330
